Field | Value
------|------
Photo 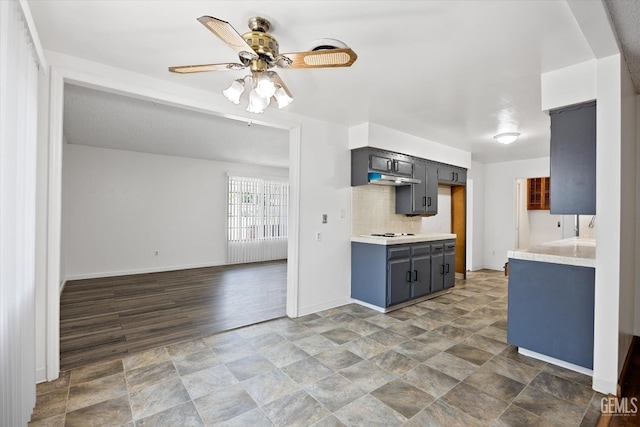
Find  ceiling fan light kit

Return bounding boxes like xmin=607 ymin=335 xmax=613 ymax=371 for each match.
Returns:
xmin=169 ymin=15 xmax=357 ymax=113
xmin=494 ymin=132 xmax=521 ymax=145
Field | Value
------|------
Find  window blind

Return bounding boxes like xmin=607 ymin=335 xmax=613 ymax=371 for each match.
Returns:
xmin=227 ymin=176 xmax=288 ymax=263
xmin=0 ymin=0 xmax=40 ymax=424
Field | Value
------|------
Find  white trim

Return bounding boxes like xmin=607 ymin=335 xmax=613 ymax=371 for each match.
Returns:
xmin=298 ymin=297 xmax=352 ymax=317
xmin=45 ymin=66 xmax=302 ymax=379
xmin=518 ymin=347 xmax=594 ymax=377
xmin=286 ymin=125 xmax=301 ymax=318
xmin=64 ymin=261 xmax=230 ymax=281
xmin=17 ymin=0 xmax=47 ymax=71
xmin=46 ymin=69 xmax=63 ymax=381
xmin=35 ymin=368 xmax=47 ymax=384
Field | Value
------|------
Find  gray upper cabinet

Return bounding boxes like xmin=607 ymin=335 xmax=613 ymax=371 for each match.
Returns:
xmin=437 ymin=165 xmax=466 ymax=185
xmin=352 ymin=147 xmax=414 ymax=186
xmin=396 ymin=160 xmax=438 ymax=215
xmin=550 ymin=101 xmax=596 ymax=215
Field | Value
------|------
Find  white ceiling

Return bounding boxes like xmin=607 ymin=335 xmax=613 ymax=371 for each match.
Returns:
xmin=63 ymin=84 xmax=290 ymax=168
xmin=30 ymin=1 xmax=603 ymax=164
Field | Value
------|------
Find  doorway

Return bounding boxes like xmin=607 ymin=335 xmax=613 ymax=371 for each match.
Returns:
xmin=44 ymin=71 xmax=302 ymax=380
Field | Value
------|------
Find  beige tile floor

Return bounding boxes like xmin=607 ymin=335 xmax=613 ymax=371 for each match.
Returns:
xmin=29 ymin=270 xmax=603 ymax=426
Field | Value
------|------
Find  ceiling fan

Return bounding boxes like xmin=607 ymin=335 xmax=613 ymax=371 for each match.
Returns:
xmin=169 ymin=16 xmax=358 ymax=113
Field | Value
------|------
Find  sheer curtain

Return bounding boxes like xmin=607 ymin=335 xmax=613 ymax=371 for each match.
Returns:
xmin=0 ymin=1 xmax=42 ymax=424
xmin=227 ymin=176 xmax=288 ymax=264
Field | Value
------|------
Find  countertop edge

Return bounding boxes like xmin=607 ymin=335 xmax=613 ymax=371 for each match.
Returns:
xmin=351 ymin=233 xmax=456 ymax=245
xmin=508 ymin=250 xmax=595 ymax=268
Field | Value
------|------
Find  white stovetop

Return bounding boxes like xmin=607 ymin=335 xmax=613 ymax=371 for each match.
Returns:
xmin=508 ymin=237 xmax=596 ymax=268
xmin=351 ymin=233 xmax=456 ymax=246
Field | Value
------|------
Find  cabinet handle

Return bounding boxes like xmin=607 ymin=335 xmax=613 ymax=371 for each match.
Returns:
xmin=440 ymin=265 xmax=444 ymax=275
xmin=422 ymin=196 xmax=427 ymax=207
xmin=446 ymin=263 xmax=450 ymax=273
xmin=413 ymin=270 xmax=418 ymax=281
xmin=387 ymin=160 xmax=392 ymax=171
xmin=427 ymin=196 xmax=431 ymax=207
xmin=454 ymin=172 xmax=458 ymax=181
xmin=406 ymin=271 xmax=412 ymax=283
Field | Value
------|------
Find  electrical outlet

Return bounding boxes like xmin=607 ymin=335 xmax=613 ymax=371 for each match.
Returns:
xmin=315 ymin=232 xmax=321 ymax=241
xmin=155 ymin=250 xmax=159 ymax=256
xmin=322 ymin=214 xmax=327 ymax=224
xmin=340 ymin=209 xmax=345 ymax=218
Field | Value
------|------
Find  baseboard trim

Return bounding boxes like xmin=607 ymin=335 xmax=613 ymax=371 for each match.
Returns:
xmin=36 ymin=367 xmax=47 ymax=384
xmin=64 ymin=261 xmax=238 ymax=281
xmin=297 ymin=297 xmax=351 ymax=317
xmin=518 ymin=348 xmax=593 ymax=377
xmin=593 ymin=377 xmax=619 ymax=396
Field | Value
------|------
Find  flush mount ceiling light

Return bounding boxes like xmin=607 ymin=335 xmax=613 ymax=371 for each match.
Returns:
xmin=494 ymin=132 xmax=521 ymax=145
xmin=169 ymin=15 xmax=358 ymax=114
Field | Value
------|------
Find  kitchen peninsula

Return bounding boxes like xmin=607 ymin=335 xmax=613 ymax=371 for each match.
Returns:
xmin=507 ymin=237 xmax=596 ymax=374
xmin=351 ymin=233 xmax=456 ymax=312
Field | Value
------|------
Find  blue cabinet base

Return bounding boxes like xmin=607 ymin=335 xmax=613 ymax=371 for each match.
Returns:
xmin=352 ymin=288 xmax=452 ymax=313
xmin=507 ymin=258 xmax=595 ymax=370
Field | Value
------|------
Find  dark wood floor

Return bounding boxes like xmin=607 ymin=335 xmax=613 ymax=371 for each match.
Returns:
xmin=610 ymin=337 xmax=640 ymax=426
xmin=60 ymin=260 xmax=287 ymax=370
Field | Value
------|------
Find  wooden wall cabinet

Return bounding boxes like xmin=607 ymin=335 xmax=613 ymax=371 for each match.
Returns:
xmin=527 ymin=177 xmax=550 ymax=210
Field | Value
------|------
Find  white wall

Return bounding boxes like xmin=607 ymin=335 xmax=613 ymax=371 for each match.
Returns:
xmin=295 ymin=117 xmax=351 ymax=315
xmin=467 ymin=161 xmax=485 ymax=271
xmin=482 ymin=157 xmax=550 ymax=270
xmin=421 ymin=186 xmax=452 ymax=233
xmin=515 ymin=178 xmax=564 ymax=249
xmin=36 ymin=51 xmax=353 ymax=380
xmin=61 ymin=144 xmax=288 ymax=280
xmin=618 ymin=58 xmax=637 ymax=373
xmin=348 ymin=122 xmax=472 ymax=169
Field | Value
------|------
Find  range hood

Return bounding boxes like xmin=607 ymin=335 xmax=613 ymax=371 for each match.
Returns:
xmin=368 ymin=172 xmax=421 ymax=186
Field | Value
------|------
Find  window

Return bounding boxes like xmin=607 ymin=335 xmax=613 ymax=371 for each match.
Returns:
xmin=227 ymin=176 xmax=288 ymax=263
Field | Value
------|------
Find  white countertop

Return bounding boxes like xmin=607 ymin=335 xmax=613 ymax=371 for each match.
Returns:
xmin=508 ymin=237 xmax=595 ymax=268
xmin=351 ymin=233 xmax=456 ymax=245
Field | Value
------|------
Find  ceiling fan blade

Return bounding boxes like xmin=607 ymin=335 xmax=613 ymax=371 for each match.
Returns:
xmin=197 ymin=16 xmax=258 ymax=60
xmin=276 ymin=48 xmax=357 ymax=69
xmin=168 ymin=63 xmax=247 ymax=74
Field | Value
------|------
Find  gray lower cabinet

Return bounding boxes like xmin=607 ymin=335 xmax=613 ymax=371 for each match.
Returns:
xmin=507 ymin=258 xmax=594 ymax=369
xmin=387 ymin=246 xmax=412 ymax=306
xmin=430 ymin=241 xmax=456 ymax=292
xmin=396 ymin=160 xmax=438 ymax=215
xmin=351 ymin=240 xmax=454 ymax=309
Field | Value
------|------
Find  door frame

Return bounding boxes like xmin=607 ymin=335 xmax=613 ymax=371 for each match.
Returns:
xmin=45 ymin=66 xmax=301 ymax=380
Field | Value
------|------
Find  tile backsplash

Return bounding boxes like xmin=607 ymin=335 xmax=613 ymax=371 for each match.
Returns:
xmin=351 ymin=185 xmax=421 ymax=236
xmin=578 ymin=215 xmax=597 ymax=239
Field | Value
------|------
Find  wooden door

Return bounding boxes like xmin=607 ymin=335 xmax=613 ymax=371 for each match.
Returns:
xmin=451 ymin=185 xmax=466 ymax=276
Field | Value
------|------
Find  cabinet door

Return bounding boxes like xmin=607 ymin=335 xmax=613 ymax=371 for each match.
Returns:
xmin=550 ymin=101 xmax=596 ymax=214
xmin=430 ymin=244 xmax=444 ymax=293
xmin=425 ymin=164 xmax=438 ymax=215
xmin=388 ymin=258 xmax=412 ymax=306
xmin=412 ymin=161 xmax=427 ymax=214
xmin=393 ymin=159 xmax=413 ymax=177
xmin=370 ymin=153 xmax=393 ymax=173
xmin=438 ymin=166 xmax=455 ymax=183
xmin=444 ymin=251 xmax=456 ymax=289
xmin=411 ymin=254 xmax=431 ymax=298
xmin=455 ymin=169 xmax=467 ymax=184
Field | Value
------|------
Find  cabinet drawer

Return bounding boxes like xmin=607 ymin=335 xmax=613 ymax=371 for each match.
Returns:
xmin=444 ymin=241 xmax=456 ymax=252
xmin=411 ymin=244 xmax=431 ymax=256
xmin=387 ymin=246 xmax=411 ymax=260
xmin=431 ymin=243 xmax=444 ymax=254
